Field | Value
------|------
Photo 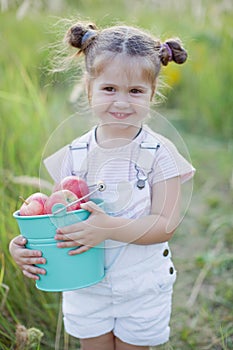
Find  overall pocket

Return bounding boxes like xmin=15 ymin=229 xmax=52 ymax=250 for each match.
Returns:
xmin=151 ymin=259 xmax=177 ymax=293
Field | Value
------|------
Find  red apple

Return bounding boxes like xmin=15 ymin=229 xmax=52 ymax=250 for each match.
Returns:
xmin=54 ymin=176 xmax=89 ymax=209
xmin=44 ymin=189 xmax=79 ymax=214
xmin=19 ymin=192 xmax=48 ymax=216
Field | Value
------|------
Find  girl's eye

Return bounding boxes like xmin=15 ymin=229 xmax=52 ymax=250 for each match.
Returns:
xmin=103 ymin=87 xmax=115 ymax=92
xmin=130 ymin=88 xmax=143 ymax=94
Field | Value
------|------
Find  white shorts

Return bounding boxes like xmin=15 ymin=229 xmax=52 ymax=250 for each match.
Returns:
xmin=63 ymin=247 xmax=176 ymax=346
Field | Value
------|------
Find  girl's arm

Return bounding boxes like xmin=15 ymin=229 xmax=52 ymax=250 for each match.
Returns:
xmin=9 ymin=236 xmax=46 ymax=280
xmin=55 ymin=176 xmax=181 ymax=254
xmin=109 ymin=176 xmax=181 ymax=244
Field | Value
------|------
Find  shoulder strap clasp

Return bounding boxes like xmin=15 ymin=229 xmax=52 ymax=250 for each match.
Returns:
xmin=135 ymin=139 xmax=160 ymax=189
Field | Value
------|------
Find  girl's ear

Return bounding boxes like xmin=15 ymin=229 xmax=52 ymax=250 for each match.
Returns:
xmin=84 ymin=72 xmax=89 ymax=94
xmin=84 ymin=73 xmax=92 ymax=104
xmin=150 ymin=83 xmax=156 ymax=101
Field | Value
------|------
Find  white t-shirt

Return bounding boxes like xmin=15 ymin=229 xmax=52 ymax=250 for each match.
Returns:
xmin=44 ymin=124 xmax=195 ymax=270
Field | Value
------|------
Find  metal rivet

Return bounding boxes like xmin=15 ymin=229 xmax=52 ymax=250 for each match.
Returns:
xmin=163 ymin=249 xmax=169 ymax=257
xmin=137 ymin=179 xmax=145 ymax=189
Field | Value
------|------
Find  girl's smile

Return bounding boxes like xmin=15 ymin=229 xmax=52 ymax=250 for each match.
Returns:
xmin=109 ymin=111 xmax=133 ymax=120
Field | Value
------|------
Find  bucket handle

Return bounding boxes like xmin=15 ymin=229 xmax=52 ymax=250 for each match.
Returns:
xmin=52 ymin=181 xmax=106 ymax=215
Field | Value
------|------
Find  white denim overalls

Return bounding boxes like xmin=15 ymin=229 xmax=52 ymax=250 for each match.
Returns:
xmin=55 ymin=127 xmax=177 ymax=345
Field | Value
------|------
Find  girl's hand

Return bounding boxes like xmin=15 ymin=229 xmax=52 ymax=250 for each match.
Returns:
xmin=54 ymin=201 xmax=111 ymax=255
xmin=9 ymin=235 xmax=46 ymax=280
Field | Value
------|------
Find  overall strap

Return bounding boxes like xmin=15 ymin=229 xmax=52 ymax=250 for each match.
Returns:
xmin=69 ymin=131 xmax=92 ymax=178
xmin=135 ymin=134 xmax=160 ymax=189
xmin=69 ymin=129 xmax=160 ymax=188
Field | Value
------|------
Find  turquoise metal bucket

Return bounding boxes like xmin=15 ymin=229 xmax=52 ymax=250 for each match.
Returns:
xmin=26 ymin=238 xmax=105 ymax=292
xmin=13 ymin=198 xmax=105 ymax=292
xmin=13 ymin=202 xmax=95 ymax=239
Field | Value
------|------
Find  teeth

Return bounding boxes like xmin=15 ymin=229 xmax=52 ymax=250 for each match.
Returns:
xmin=116 ymin=113 xmax=126 ymax=117
xmin=110 ymin=112 xmax=131 ymax=119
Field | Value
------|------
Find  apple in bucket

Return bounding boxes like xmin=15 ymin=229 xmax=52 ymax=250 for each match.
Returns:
xmin=19 ymin=192 xmax=48 ymax=216
xmin=54 ymin=176 xmax=89 ymax=209
xmin=18 ymin=177 xmax=90 ymax=216
xmin=44 ymin=189 xmax=80 ymax=214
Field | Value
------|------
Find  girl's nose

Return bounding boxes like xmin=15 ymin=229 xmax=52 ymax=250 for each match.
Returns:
xmin=113 ymin=100 xmax=130 ymax=109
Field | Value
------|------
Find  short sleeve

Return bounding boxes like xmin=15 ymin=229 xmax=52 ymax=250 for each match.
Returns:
xmin=43 ymin=145 xmax=72 ymax=183
xmin=150 ymin=136 xmax=195 ymax=185
xmin=43 ymin=129 xmax=93 ymax=184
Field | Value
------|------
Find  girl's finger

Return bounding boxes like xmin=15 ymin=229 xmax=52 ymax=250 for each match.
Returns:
xmin=56 ymin=223 xmax=83 ymax=235
xmin=22 ymin=257 xmax=46 ymax=265
xmin=56 ymin=240 xmax=81 ymax=248
xmin=13 ymin=235 xmax=27 ymax=245
xmin=68 ymin=245 xmax=90 ymax=255
xmin=23 ymin=265 xmax=46 ymax=276
xmin=21 ymin=249 xmax=43 ymax=258
xmin=22 ymin=269 xmax=43 ymax=280
xmin=23 ymin=270 xmax=39 ymax=280
xmin=54 ymin=233 xmax=74 ymax=241
xmin=80 ymin=201 xmax=104 ymax=214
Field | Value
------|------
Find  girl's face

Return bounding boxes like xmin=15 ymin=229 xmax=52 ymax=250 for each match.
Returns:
xmin=88 ymin=55 xmax=154 ymax=138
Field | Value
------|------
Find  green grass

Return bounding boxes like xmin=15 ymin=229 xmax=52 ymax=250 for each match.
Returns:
xmin=1 ymin=1 xmax=233 ymax=349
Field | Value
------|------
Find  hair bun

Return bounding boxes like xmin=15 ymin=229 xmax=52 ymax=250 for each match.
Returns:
xmin=159 ymin=39 xmax=188 ymax=66
xmin=65 ymin=23 xmax=97 ymax=50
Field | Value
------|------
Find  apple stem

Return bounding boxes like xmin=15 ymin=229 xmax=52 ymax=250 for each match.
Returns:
xmin=19 ymin=196 xmax=29 ymax=205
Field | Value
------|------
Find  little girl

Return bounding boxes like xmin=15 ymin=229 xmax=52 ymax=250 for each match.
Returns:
xmin=10 ymin=22 xmax=195 ymax=350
